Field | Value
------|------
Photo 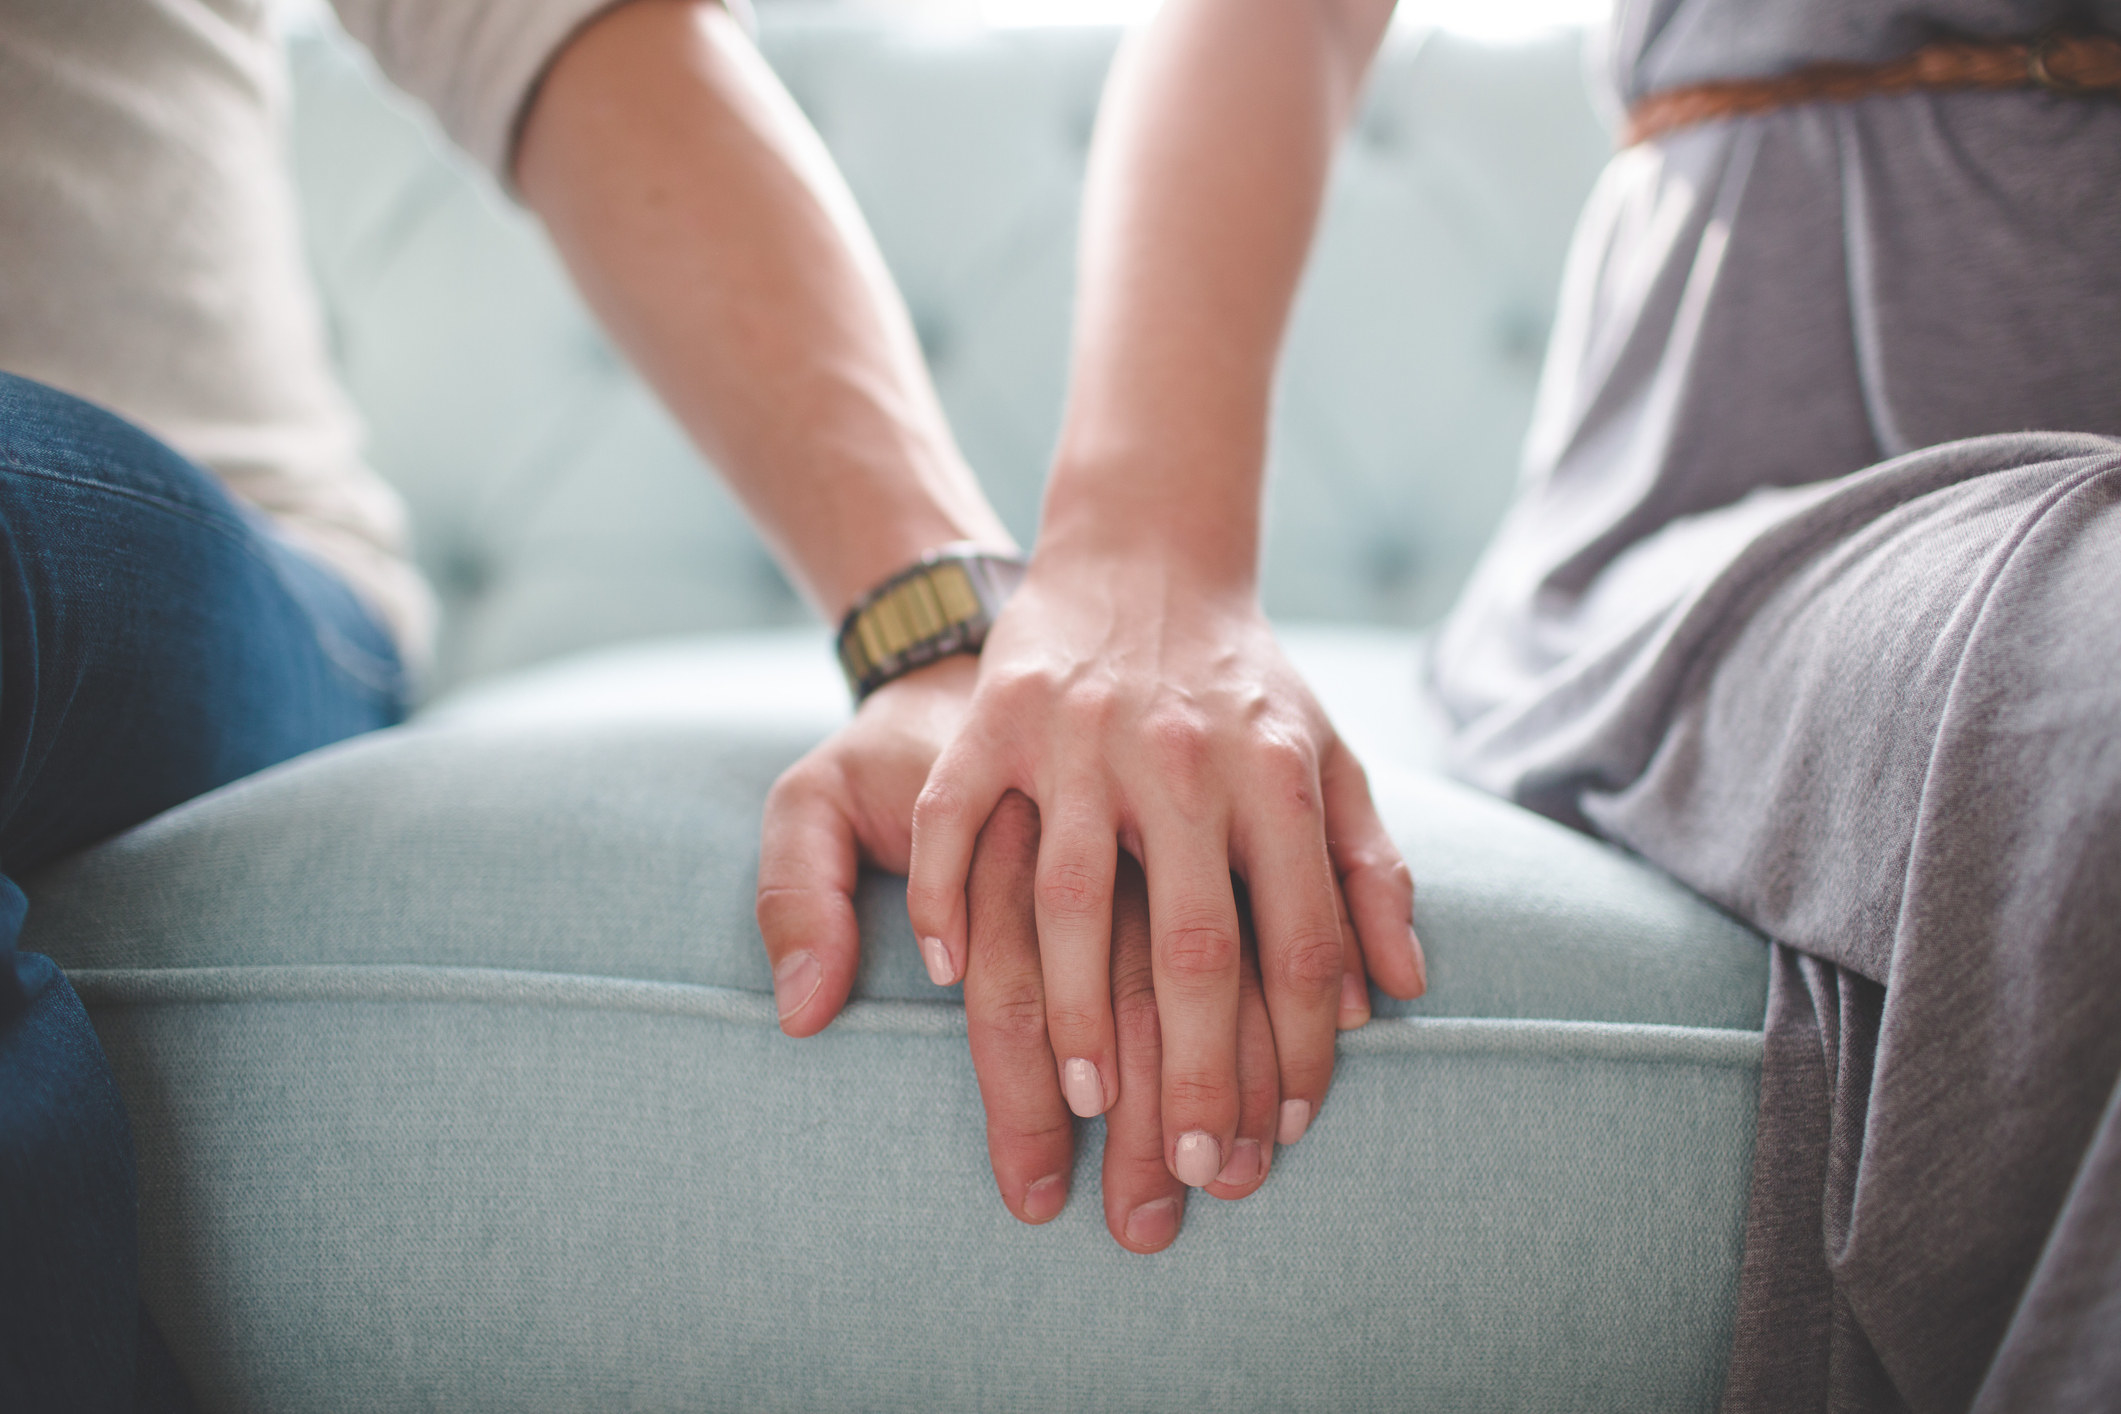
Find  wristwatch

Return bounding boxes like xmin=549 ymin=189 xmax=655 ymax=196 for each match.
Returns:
xmin=836 ymin=543 xmax=1026 ymax=701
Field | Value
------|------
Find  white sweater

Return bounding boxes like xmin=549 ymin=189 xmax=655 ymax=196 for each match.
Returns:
xmin=0 ymin=0 xmax=623 ymax=665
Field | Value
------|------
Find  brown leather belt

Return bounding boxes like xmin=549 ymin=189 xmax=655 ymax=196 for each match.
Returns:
xmin=1624 ymin=30 xmax=2121 ymax=146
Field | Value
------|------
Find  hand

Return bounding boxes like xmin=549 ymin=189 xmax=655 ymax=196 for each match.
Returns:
xmin=755 ymin=654 xmax=980 ymax=1034
xmin=905 ymin=551 xmax=1425 ymax=1189
xmin=967 ymin=791 xmax=1283 ymax=1250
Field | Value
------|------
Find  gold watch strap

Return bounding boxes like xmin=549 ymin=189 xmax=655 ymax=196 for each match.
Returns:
xmin=836 ymin=544 xmax=1026 ymax=701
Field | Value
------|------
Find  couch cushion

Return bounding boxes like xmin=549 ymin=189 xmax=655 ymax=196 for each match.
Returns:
xmin=23 ymin=635 xmax=1767 ymax=1412
xmin=32 ymin=629 xmax=1768 ymax=1029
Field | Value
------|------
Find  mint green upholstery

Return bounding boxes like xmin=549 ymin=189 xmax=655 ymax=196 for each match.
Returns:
xmin=286 ymin=12 xmax=1611 ymax=690
xmin=28 ymin=14 xmax=1778 ymax=1410
xmin=28 ymin=632 xmax=1764 ymax=1412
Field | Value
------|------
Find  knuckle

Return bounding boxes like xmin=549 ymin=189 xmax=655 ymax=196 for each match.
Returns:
xmin=1061 ymin=679 xmax=1121 ymax=730
xmin=1273 ymin=926 xmax=1347 ymax=996
xmin=1110 ymin=945 xmax=1157 ymax=1008
xmin=986 ymin=666 xmax=1058 ymax=719
xmin=1164 ymin=1072 xmax=1237 ymax=1116
xmin=1144 ymin=707 xmax=1214 ymax=780
xmin=902 ymin=872 xmax=955 ymax=922
xmin=976 ymin=985 xmax=1052 ymax=1052
xmin=1339 ymin=845 xmax=1409 ymax=888
xmin=914 ymin=777 xmax=970 ymax=832
xmin=1114 ymin=993 xmax=1163 ymax=1056
xmin=1159 ymin=917 xmax=1239 ymax=982
xmin=1041 ymin=1000 xmax=1106 ymax=1044
xmin=1036 ymin=859 xmax=1105 ymax=919
xmin=1250 ymin=733 xmax=1319 ymax=806
xmin=997 ymin=1112 xmax=1075 ymax=1154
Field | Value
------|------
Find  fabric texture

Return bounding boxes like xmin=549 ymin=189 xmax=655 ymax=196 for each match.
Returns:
xmin=25 ymin=643 xmax=1771 ymax=1411
xmin=0 ymin=373 xmax=405 ymax=1410
xmin=0 ymin=0 xmax=436 ymax=661
xmin=328 ymin=0 xmax=629 ymax=181
xmin=0 ymin=0 xmax=672 ymax=663
xmin=1427 ymin=1 xmax=2121 ymax=1407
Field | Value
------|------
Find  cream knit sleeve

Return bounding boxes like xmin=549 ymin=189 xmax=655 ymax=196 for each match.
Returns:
xmin=327 ymin=0 xmax=750 ymax=187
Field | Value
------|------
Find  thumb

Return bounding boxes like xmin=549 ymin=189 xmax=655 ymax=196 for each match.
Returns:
xmin=756 ymin=758 xmax=867 ymax=1036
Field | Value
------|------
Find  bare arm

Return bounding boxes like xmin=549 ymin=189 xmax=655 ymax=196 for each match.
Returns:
xmin=904 ymin=0 xmax=1424 ymax=1194
xmin=515 ymin=0 xmax=1013 ymax=618
xmin=1045 ymin=0 xmax=1397 ymax=580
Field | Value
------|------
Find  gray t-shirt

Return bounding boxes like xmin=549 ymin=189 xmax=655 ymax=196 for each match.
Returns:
xmin=1428 ymin=0 xmax=2121 ymax=809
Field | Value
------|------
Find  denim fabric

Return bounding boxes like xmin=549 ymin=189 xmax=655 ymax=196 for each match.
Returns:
xmin=0 ymin=372 xmax=406 ymax=1412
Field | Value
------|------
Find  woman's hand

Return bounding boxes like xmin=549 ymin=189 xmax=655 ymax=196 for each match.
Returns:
xmin=967 ymin=790 xmax=1282 ymax=1249
xmin=906 ymin=549 xmax=1425 ymax=1187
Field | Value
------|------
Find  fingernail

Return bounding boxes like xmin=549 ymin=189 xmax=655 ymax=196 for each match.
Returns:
xmin=1124 ymin=1196 xmax=1182 ymax=1249
xmin=1339 ymin=971 xmax=1370 ymax=1028
xmin=1410 ymin=925 xmax=1428 ymax=997
xmin=1278 ymin=1098 xmax=1312 ymax=1145
xmin=1061 ymin=1057 xmax=1104 ymax=1117
xmin=1023 ymin=1172 xmax=1068 ymax=1223
xmin=1216 ymin=1139 xmax=1262 ymax=1188
xmin=773 ymin=950 xmax=822 ymax=1022
xmin=1173 ymin=1131 xmax=1222 ymax=1187
xmin=919 ymin=935 xmax=953 ymax=987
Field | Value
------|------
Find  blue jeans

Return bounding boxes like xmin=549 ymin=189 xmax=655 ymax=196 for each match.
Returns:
xmin=0 ymin=372 xmax=408 ymax=1410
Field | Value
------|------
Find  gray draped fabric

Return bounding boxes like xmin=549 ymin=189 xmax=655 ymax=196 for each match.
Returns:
xmin=1425 ymin=2 xmax=2121 ymax=1407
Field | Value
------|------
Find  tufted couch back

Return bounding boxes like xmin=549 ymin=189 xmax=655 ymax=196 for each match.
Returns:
xmin=288 ymin=10 xmax=1612 ymax=691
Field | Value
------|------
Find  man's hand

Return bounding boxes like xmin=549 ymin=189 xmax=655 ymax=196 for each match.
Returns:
xmin=967 ymin=791 xmax=1283 ymax=1249
xmin=755 ymin=655 xmax=979 ymax=1034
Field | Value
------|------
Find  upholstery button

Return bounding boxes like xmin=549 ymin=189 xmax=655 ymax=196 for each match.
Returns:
xmin=1367 ymin=539 xmax=1416 ymax=595
xmin=913 ymin=313 xmax=952 ymax=366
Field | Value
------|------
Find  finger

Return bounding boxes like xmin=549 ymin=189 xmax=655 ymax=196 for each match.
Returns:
xmin=1102 ymin=853 xmax=1188 ymax=1252
xmin=1141 ymin=813 xmax=1243 ymax=1189
xmin=755 ymin=757 xmax=864 ymax=1038
xmin=1230 ymin=762 xmax=1344 ymax=1154
xmin=1034 ymin=792 xmax=1120 ymax=1118
xmin=1322 ymin=738 xmax=1426 ymax=1000
xmin=1203 ymin=904 xmax=1279 ymax=1201
xmin=1336 ymin=876 xmax=1373 ymax=1033
xmin=906 ymin=731 xmax=1012 ymax=988
xmin=964 ymin=791 xmax=1077 ymax=1225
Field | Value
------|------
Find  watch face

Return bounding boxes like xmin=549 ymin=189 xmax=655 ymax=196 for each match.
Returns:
xmin=838 ymin=551 xmax=1023 ymax=698
xmin=854 ymin=562 xmax=981 ymax=669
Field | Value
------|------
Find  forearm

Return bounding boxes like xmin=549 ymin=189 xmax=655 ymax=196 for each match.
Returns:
xmin=516 ymin=0 xmax=1013 ymax=619
xmin=1043 ymin=0 xmax=1394 ymax=588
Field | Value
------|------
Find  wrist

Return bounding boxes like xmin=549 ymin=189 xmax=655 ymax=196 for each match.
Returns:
xmin=1032 ymin=491 xmax=1259 ymax=603
xmin=1035 ymin=434 xmax=1263 ymax=596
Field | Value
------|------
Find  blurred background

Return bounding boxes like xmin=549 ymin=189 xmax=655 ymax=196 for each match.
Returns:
xmin=283 ymin=0 xmax=1616 ymax=692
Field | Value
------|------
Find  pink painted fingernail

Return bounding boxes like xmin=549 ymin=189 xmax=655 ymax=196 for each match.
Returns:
xmin=1023 ymin=1172 xmax=1068 ymax=1223
xmin=919 ymin=935 xmax=953 ymax=986
xmin=1216 ymin=1139 xmax=1262 ymax=1188
xmin=1062 ymin=1057 xmax=1104 ymax=1117
xmin=773 ymin=950 xmax=822 ymax=1023
xmin=1278 ymin=1098 xmax=1312 ymax=1145
xmin=1339 ymin=971 xmax=1370 ymax=1027
xmin=1410 ymin=926 xmax=1428 ymax=997
xmin=1124 ymin=1196 xmax=1182 ymax=1249
xmin=1173 ymin=1131 xmax=1222 ymax=1187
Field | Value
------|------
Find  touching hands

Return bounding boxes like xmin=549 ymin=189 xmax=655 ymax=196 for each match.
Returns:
xmin=757 ymin=537 xmax=1425 ymax=1251
xmin=968 ymin=790 xmax=1284 ymax=1250
xmin=904 ymin=550 xmax=1425 ymax=1189
xmin=756 ymin=653 xmax=981 ymax=1036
